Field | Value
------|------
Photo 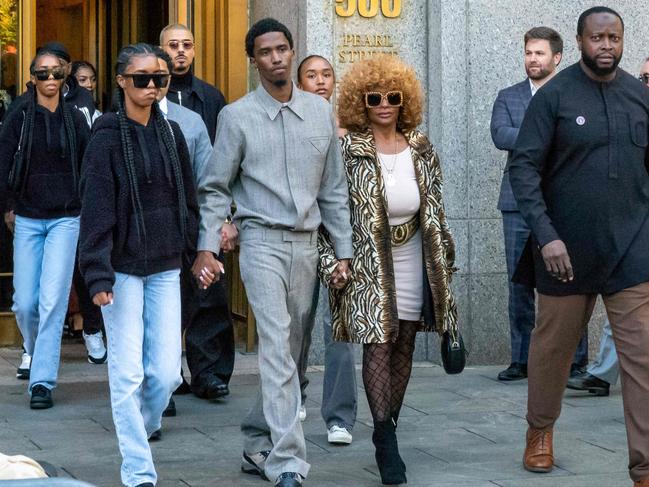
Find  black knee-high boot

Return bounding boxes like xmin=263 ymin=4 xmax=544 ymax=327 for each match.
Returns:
xmin=372 ymin=419 xmax=407 ymax=485
xmin=391 ymin=413 xmax=406 ymax=472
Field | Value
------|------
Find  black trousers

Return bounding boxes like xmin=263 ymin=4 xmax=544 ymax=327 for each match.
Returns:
xmin=181 ymin=259 xmax=235 ymax=387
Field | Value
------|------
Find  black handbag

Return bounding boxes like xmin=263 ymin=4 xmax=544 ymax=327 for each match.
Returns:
xmin=8 ymin=111 xmax=27 ymax=191
xmin=441 ymin=329 xmax=466 ymax=374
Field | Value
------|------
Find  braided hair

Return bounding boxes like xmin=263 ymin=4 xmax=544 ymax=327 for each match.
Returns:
xmin=18 ymin=50 xmax=79 ymax=195
xmin=114 ymin=43 xmax=188 ymax=244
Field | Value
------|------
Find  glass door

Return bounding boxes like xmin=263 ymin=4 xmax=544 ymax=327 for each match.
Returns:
xmin=0 ymin=0 xmax=18 ymax=313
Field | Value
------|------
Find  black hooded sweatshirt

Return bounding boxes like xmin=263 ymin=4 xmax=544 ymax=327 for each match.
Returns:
xmin=0 ymin=100 xmax=90 ymax=217
xmin=78 ymin=112 xmax=199 ymax=299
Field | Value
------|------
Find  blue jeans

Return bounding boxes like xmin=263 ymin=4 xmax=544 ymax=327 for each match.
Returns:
xmin=101 ymin=270 xmax=182 ymax=487
xmin=12 ymin=215 xmax=79 ymax=392
xmin=588 ymin=318 xmax=619 ymax=384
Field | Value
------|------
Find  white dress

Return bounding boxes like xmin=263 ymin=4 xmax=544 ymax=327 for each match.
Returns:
xmin=379 ymin=147 xmax=423 ymax=321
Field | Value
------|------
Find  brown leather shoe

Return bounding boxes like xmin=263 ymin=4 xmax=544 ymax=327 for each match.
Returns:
xmin=634 ymin=478 xmax=649 ymax=486
xmin=523 ymin=427 xmax=554 ymax=473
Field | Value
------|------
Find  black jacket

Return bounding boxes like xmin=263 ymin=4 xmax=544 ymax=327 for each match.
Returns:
xmin=79 ymin=113 xmax=199 ymax=298
xmin=509 ymin=63 xmax=649 ymax=295
xmin=167 ymin=72 xmax=226 ymax=144
xmin=0 ymin=101 xmax=90 ymax=218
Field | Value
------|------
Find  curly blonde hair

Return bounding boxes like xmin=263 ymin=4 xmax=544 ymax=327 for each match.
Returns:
xmin=337 ymin=54 xmax=423 ymax=132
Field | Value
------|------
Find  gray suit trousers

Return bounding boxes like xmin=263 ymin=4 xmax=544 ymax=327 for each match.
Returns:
xmin=239 ymin=228 xmax=319 ymax=481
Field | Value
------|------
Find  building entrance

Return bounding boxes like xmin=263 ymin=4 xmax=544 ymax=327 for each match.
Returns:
xmin=1 ymin=0 xmax=252 ymax=350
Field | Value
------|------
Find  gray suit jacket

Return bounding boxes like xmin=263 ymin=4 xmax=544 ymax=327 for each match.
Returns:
xmin=490 ymin=79 xmax=532 ymax=211
xmin=163 ymin=98 xmax=213 ymax=183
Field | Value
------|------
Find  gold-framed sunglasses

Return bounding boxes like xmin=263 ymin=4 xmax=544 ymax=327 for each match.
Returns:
xmin=364 ymin=90 xmax=403 ymax=108
xmin=166 ymin=40 xmax=194 ymax=51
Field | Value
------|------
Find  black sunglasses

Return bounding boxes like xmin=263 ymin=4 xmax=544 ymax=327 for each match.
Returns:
xmin=121 ymin=73 xmax=170 ymax=89
xmin=364 ymin=91 xmax=403 ymax=108
xmin=639 ymin=74 xmax=649 ymax=84
xmin=33 ymin=68 xmax=66 ymax=81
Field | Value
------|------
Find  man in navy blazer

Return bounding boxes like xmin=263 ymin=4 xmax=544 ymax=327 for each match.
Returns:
xmin=491 ymin=27 xmax=589 ymax=381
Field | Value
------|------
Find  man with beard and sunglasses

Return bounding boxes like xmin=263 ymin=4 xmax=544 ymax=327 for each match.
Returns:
xmin=193 ymin=18 xmax=352 ymax=487
xmin=160 ymin=24 xmax=235 ymax=407
xmin=491 ymin=27 xmax=590 ymax=383
xmin=160 ymin=24 xmax=225 ymax=143
xmin=509 ymin=7 xmax=649 ymax=486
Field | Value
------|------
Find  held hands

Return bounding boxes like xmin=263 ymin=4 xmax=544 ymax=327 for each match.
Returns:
xmin=329 ymin=259 xmax=352 ymax=289
xmin=93 ymin=292 xmax=113 ymax=306
xmin=541 ymin=239 xmax=574 ymax=283
xmin=4 ymin=211 xmax=15 ymax=233
xmin=191 ymin=251 xmax=224 ymax=289
xmin=220 ymin=222 xmax=239 ymax=253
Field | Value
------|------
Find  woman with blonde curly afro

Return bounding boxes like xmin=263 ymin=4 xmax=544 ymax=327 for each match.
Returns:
xmin=320 ymin=54 xmax=458 ymax=485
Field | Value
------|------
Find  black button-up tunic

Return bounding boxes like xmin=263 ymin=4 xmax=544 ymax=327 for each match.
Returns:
xmin=509 ymin=62 xmax=649 ymax=296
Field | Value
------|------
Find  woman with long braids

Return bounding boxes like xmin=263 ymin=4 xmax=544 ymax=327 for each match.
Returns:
xmin=0 ymin=49 xmax=89 ymax=408
xmin=320 ymin=54 xmax=458 ymax=485
xmin=79 ymin=43 xmax=199 ymax=487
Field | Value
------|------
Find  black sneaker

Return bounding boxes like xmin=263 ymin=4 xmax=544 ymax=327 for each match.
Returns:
xmin=497 ymin=363 xmax=527 ymax=381
xmin=30 ymin=385 xmax=53 ymax=409
xmin=241 ymin=450 xmax=270 ymax=480
xmin=148 ymin=429 xmax=161 ymax=442
xmin=162 ymin=397 xmax=176 ymax=417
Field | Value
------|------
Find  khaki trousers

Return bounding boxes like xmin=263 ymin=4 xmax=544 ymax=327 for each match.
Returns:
xmin=527 ymin=281 xmax=649 ymax=481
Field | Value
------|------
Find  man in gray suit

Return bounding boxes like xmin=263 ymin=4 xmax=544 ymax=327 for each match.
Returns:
xmin=192 ymin=18 xmax=353 ymax=487
xmin=491 ymin=27 xmax=587 ymax=381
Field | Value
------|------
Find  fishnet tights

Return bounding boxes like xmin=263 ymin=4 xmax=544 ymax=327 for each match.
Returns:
xmin=362 ymin=321 xmax=418 ymax=422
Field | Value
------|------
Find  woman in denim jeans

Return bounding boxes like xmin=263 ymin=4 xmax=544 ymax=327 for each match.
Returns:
xmin=0 ymin=48 xmax=90 ymax=409
xmin=79 ymin=43 xmax=198 ymax=487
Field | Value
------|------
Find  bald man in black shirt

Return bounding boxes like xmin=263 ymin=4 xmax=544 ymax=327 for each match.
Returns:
xmin=509 ymin=7 xmax=649 ymax=486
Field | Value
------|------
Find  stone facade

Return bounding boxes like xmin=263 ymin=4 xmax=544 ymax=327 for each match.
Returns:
xmin=249 ymin=0 xmax=649 ymax=364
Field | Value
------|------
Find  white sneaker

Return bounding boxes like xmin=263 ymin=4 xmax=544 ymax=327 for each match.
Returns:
xmin=327 ymin=425 xmax=353 ymax=445
xmin=16 ymin=352 xmax=31 ymax=380
xmin=83 ymin=331 xmax=107 ymax=364
xmin=299 ymin=404 xmax=307 ymax=422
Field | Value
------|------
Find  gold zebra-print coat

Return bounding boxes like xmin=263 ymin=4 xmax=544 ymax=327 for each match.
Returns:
xmin=318 ymin=129 xmax=458 ymax=344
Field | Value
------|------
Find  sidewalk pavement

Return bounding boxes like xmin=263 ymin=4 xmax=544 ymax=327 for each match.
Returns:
xmin=0 ymin=343 xmax=633 ymax=487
